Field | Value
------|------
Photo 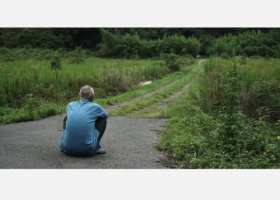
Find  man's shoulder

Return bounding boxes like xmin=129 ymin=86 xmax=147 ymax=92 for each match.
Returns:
xmin=67 ymin=101 xmax=79 ymax=107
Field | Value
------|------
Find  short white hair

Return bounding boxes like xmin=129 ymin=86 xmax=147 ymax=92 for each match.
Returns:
xmin=80 ymin=85 xmax=94 ymax=99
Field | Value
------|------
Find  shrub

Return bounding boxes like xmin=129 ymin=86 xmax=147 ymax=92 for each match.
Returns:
xmin=163 ymin=53 xmax=181 ymax=72
xmin=220 ymin=52 xmax=231 ymax=59
xmin=50 ymin=54 xmax=62 ymax=70
xmin=238 ymin=55 xmax=247 ymax=65
xmin=68 ymin=46 xmax=87 ymax=64
xmin=23 ymin=93 xmax=41 ymax=117
xmin=103 ymin=68 xmax=134 ymax=95
xmin=141 ymin=62 xmax=169 ymax=80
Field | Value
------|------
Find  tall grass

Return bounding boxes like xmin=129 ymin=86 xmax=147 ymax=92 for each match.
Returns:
xmin=0 ymin=47 xmax=198 ymax=125
xmin=0 ymin=57 xmax=169 ymax=109
xmin=194 ymin=57 xmax=280 ymax=121
xmin=159 ymin=57 xmax=280 ymax=168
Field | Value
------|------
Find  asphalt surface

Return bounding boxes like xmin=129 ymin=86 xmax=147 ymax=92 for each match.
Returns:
xmin=0 ymin=114 xmax=173 ymax=169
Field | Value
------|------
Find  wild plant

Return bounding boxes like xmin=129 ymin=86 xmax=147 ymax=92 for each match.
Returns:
xmin=160 ymin=57 xmax=280 ymax=168
xmin=163 ymin=53 xmax=181 ymax=72
xmin=24 ymin=93 xmax=41 ymax=117
xmin=68 ymin=46 xmax=87 ymax=64
xmin=103 ymin=68 xmax=134 ymax=95
xmin=50 ymin=54 xmax=62 ymax=70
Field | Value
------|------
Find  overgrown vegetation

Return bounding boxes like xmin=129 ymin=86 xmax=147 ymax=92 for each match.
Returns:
xmin=196 ymin=56 xmax=280 ymax=121
xmin=158 ymin=57 xmax=280 ymax=168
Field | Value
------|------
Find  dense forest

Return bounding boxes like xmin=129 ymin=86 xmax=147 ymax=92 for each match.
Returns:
xmin=1 ymin=28 xmax=279 ymax=58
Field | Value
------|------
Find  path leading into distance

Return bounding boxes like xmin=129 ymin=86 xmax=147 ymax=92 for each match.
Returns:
xmin=0 ymin=60 xmax=205 ymax=169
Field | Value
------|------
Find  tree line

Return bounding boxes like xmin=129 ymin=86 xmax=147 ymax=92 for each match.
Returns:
xmin=0 ymin=28 xmax=279 ymax=58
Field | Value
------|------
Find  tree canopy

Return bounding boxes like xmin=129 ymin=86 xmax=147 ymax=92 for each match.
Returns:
xmin=0 ymin=28 xmax=279 ymax=58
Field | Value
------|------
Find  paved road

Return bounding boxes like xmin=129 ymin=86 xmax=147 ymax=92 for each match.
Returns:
xmin=0 ymin=114 xmax=172 ymax=169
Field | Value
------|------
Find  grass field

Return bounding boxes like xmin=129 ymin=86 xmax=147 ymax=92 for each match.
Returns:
xmin=0 ymin=55 xmax=193 ymax=124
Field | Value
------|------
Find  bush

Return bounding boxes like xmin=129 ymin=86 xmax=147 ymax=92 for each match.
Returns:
xmin=238 ymin=55 xmax=247 ymax=65
xmin=24 ymin=93 xmax=41 ymax=117
xmin=50 ymin=54 xmax=62 ymax=70
xmin=220 ymin=52 xmax=231 ymax=59
xmin=68 ymin=46 xmax=87 ymax=64
xmin=141 ymin=62 xmax=169 ymax=80
xmin=163 ymin=53 xmax=181 ymax=72
xmin=103 ymin=68 xmax=134 ymax=95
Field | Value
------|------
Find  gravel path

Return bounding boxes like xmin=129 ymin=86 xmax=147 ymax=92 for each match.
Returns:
xmin=0 ymin=60 xmax=204 ymax=169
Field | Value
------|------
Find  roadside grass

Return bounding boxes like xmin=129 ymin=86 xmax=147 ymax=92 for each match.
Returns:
xmin=158 ymin=57 xmax=280 ymax=169
xmin=109 ymin=61 xmax=202 ymax=116
xmin=157 ymin=80 xmax=215 ymax=168
xmin=0 ymin=103 xmax=65 ymax=125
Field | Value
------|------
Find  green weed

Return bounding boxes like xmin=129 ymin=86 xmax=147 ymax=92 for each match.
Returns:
xmin=158 ymin=57 xmax=280 ymax=169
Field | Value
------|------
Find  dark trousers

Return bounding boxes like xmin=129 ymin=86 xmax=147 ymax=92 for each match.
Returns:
xmin=63 ymin=116 xmax=107 ymax=142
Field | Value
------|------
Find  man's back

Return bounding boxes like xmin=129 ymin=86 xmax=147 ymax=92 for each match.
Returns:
xmin=60 ymin=98 xmax=108 ymax=156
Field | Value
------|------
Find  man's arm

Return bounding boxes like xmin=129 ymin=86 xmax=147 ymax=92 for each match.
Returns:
xmin=94 ymin=104 xmax=109 ymax=119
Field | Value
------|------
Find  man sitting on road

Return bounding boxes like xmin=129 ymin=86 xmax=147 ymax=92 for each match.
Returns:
xmin=60 ymin=85 xmax=108 ymax=156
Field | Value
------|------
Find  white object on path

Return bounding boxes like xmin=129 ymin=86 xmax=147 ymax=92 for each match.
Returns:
xmin=139 ymin=81 xmax=152 ymax=86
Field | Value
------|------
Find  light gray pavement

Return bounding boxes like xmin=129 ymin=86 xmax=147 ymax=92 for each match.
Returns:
xmin=0 ymin=114 xmax=173 ymax=169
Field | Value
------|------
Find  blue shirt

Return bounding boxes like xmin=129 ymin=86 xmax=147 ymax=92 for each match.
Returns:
xmin=60 ymin=98 xmax=108 ymax=156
